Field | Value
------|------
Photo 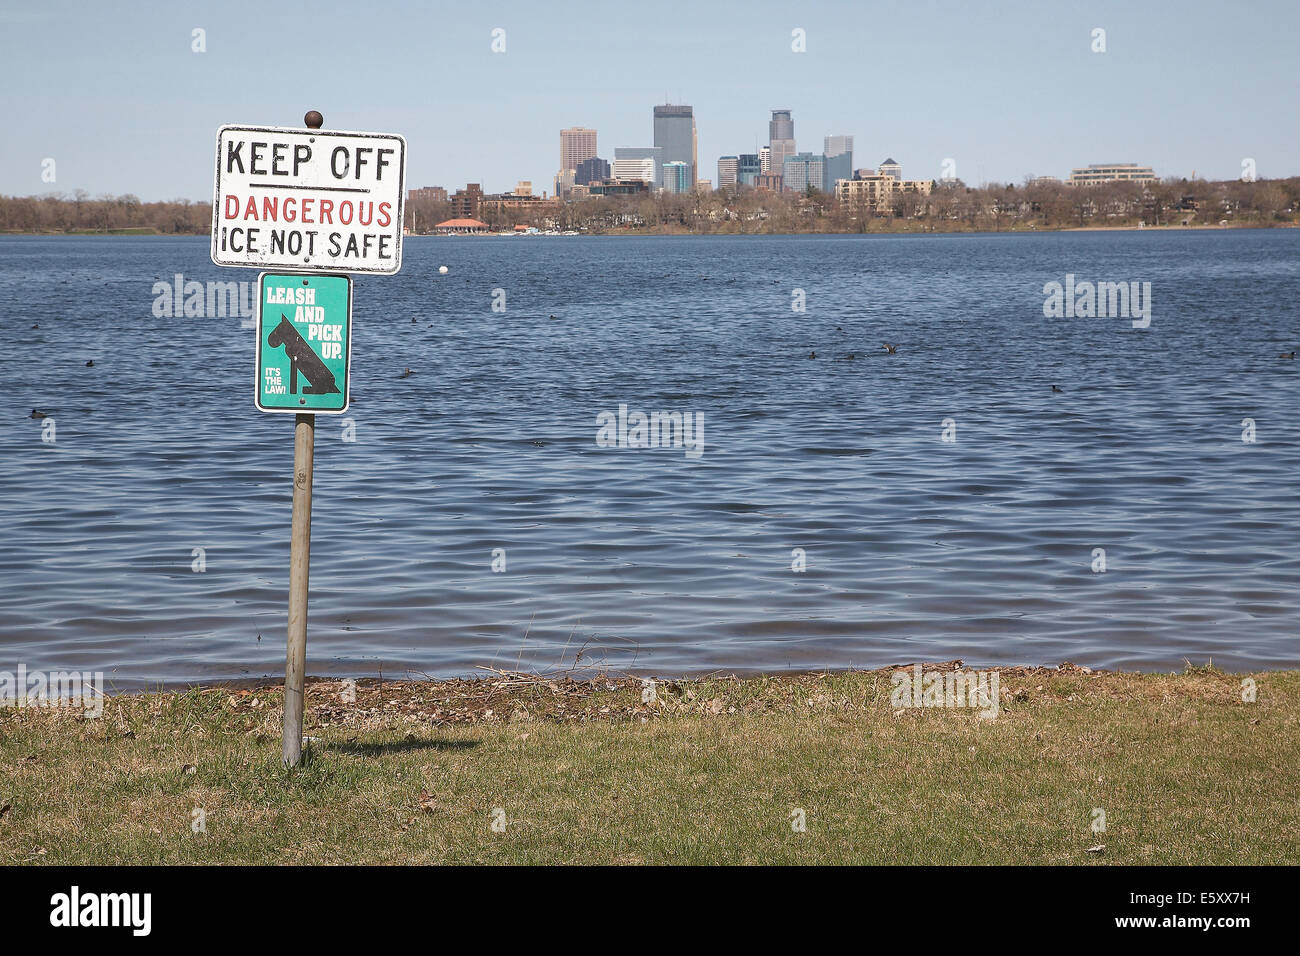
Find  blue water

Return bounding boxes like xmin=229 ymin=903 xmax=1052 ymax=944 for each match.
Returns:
xmin=1 ymin=231 xmax=1297 ymax=687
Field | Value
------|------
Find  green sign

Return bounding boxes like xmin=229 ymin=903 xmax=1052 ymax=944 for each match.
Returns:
xmin=255 ymin=272 xmax=352 ymax=414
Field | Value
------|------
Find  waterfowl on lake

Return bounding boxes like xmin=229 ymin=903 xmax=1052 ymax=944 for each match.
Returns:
xmin=399 ymin=368 xmax=413 ymax=379
xmin=30 ymin=409 xmax=48 ymax=419
xmin=808 ymin=351 xmax=816 ymax=359
xmin=882 ymin=342 xmax=897 ymax=354
xmin=1281 ymin=351 xmax=1296 ymax=359
xmin=85 ymin=360 xmax=94 ymax=367
xmin=1052 ymin=384 xmax=1063 ymax=393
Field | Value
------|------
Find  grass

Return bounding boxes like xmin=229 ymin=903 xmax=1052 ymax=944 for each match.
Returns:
xmin=0 ymin=663 xmax=1296 ymax=865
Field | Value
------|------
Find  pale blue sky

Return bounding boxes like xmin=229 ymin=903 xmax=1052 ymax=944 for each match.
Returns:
xmin=1 ymin=0 xmax=1296 ymax=200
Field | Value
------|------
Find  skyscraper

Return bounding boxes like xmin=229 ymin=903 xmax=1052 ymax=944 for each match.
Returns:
xmin=614 ymin=146 xmax=664 ymax=188
xmin=654 ymin=104 xmax=697 ymax=187
xmin=717 ymin=156 xmax=739 ymax=190
xmin=738 ymin=154 xmax=761 ymax=187
xmin=769 ymin=110 xmax=796 ymax=180
xmin=560 ymin=128 xmax=598 ymax=177
xmin=782 ymin=153 xmax=825 ymax=194
xmin=759 ymin=146 xmax=771 ymax=173
xmin=553 ymin=169 xmax=574 ymax=199
xmin=823 ymin=135 xmax=854 ymax=192
xmin=662 ymin=161 xmax=690 ymax=194
xmin=769 ymin=110 xmax=793 ymax=141
xmin=879 ymin=158 xmax=903 ymax=181
xmin=575 ymin=156 xmax=610 ymax=186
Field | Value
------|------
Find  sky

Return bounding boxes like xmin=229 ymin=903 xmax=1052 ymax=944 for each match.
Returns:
xmin=1 ymin=0 xmax=1298 ymax=201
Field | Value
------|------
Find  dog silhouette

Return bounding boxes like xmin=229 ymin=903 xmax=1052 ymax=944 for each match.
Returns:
xmin=267 ymin=315 xmax=340 ymax=395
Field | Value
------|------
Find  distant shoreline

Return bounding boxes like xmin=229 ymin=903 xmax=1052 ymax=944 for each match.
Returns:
xmin=3 ymin=221 xmax=1295 ymax=239
xmin=1060 ymin=222 xmax=1297 ymax=232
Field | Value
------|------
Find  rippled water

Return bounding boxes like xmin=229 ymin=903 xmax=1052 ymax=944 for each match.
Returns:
xmin=1 ymin=231 xmax=1297 ymax=687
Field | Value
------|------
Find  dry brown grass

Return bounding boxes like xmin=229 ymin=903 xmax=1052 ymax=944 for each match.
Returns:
xmin=1 ymin=663 xmax=1295 ymax=865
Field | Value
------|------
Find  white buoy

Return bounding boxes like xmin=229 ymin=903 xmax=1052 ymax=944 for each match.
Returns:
xmin=438 ymin=265 xmax=449 ymax=274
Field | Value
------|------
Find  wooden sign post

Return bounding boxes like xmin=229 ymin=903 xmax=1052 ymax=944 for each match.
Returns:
xmin=210 ymin=109 xmax=406 ymax=766
xmin=283 ymin=409 xmax=314 ymax=767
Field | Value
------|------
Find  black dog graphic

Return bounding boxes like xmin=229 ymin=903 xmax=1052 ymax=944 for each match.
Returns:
xmin=267 ymin=315 xmax=340 ymax=395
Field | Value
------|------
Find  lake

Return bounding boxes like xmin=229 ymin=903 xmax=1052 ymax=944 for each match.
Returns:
xmin=1 ymin=230 xmax=1297 ymax=688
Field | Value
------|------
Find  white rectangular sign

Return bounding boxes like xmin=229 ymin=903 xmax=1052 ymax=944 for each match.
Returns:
xmin=211 ymin=125 xmax=406 ymax=274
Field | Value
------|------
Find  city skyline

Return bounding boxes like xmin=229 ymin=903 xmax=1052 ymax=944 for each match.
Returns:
xmin=466 ymin=104 xmax=1158 ymax=206
xmin=2 ymin=0 xmax=1299 ymax=201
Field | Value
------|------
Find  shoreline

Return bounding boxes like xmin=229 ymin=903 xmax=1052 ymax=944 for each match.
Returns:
xmin=111 ymin=659 xmax=1285 ymax=716
xmin=3 ymin=222 xmax=1296 ymax=239
xmin=52 ymin=657 xmax=1298 ymax=699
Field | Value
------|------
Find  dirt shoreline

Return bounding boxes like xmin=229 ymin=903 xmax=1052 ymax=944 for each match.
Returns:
xmin=92 ymin=660 xmax=1267 ymax=729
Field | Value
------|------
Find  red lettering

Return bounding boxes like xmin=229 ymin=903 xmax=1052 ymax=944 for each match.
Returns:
xmin=261 ymin=196 xmax=278 ymax=222
xmin=357 ymin=201 xmax=372 ymax=226
xmin=337 ymin=201 xmax=352 ymax=225
xmin=301 ymin=198 xmax=315 ymax=223
xmin=377 ymin=202 xmax=391 ymax=227
xmin=283 ymin=197 xmax=296 ymax=222
xmin=243 ymin=195 xmax=259 ymax=221
xmin=224 ymin=195 xmax=240 ymax=219
xmin=319 ymin=199 xmax=334 ymax=224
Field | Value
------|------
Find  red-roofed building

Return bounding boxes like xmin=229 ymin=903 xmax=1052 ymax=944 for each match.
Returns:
xmin=434 ymin=218 xmax=489 ymax=234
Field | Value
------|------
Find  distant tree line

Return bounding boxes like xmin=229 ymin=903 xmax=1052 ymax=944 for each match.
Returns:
xmin=5 ymin=177 xmax=1299 ymax=236
xmin=0 ymin=190 xmax=209 ymax=234
xmin=561 ymin=176 xmax=1300 ymax=235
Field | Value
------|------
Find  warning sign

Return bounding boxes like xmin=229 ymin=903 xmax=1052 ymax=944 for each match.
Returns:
xmin=255 ymin=273 xmax=352 ymax=414
xmin=213 ymin=125 xmax=406 ymax=274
